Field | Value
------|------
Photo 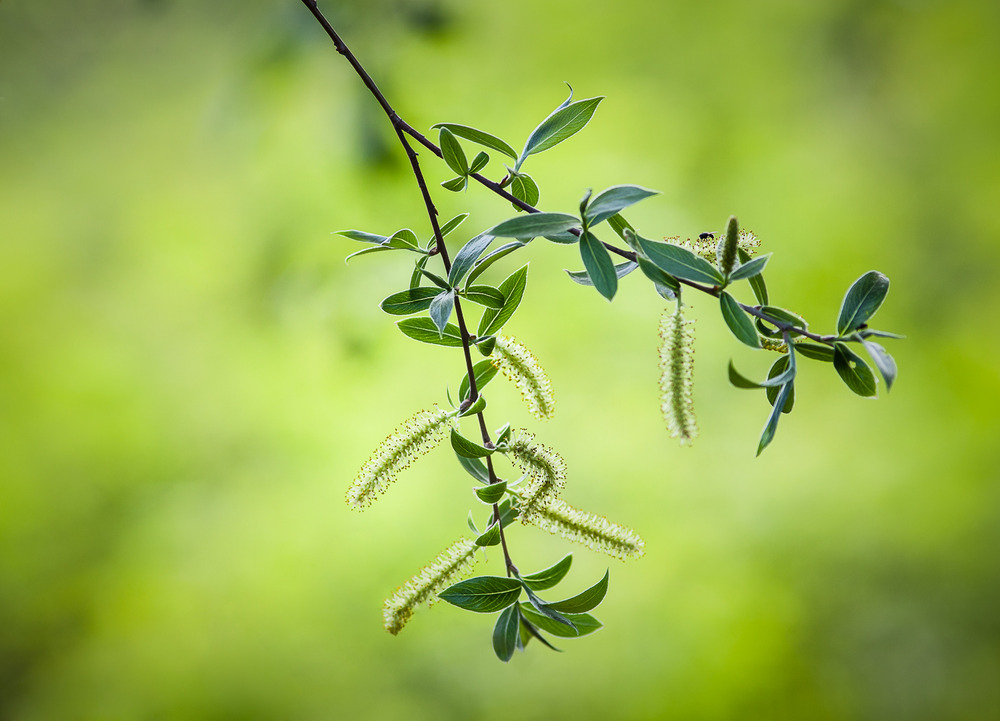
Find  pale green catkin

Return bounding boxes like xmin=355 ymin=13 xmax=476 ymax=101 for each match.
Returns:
xmin=382 ymin=537 xmax=479 ymax=635
xmin=347 ymin=407 xmax=451 ymax=509
xmin=505 ymin=431 xmax=566 ymax=515
xmin=491 ymin=335 xmax=555 ymax=420
xmin=659 ymin=307 xmax=698 ymax=446
xmin=522 ymin=497 xmax=645 ymax=560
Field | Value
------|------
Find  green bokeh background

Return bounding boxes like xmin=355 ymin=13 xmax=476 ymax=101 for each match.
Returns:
xmin=2 ymin=0 xmax=999 ymax=719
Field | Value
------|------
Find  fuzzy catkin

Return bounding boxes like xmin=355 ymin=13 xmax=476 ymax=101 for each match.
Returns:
xmin=491 ymin=336 xmax=555 ymax=420
xmin=347 ymin=407 xmax=451 ymax=509
xmin=505 ymin=431 xmax=566 ymax=515
xmin=659 ymin=308 xmax=698 ymax=445
xmin=522 ymin=497 xmax=645 ymax=560
xmin=382 ymin=537 xmax=479 ymax=635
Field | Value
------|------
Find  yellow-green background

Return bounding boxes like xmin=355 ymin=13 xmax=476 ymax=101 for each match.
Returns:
xmin=2 ymin=0 xmax=998 ymax=719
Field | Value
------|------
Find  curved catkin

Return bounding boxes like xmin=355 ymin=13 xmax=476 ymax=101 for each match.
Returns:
xmin=504 ymin=431 xmax=566 ymax=515
xmin=522 ymin=497 xmax=645 ymax=560
xmin=347 ymin=407 xmax=451 ymax=509
xmin=491 ymin=336 xmax=555 ymax=419
xmin=383 ymin=537 xmax=479 ymax=635
xmin=659 ymin=307 xmax=698 ymax=446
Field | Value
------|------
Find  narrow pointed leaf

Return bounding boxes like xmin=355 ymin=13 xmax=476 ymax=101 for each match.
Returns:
xmin=421 ymin=269 xmax=450 ymax=289
xmin=448 ymin=233 xmax=495 ymax=287
xmin=728 ymin=360 xmax=763 ymax=389
xmin=431 ymin=123 xmax=517 ymax=160
xmin=521 ymin=554 xmax=573 ymax=591
xmin=637 ymin=236 xmax=724 ymax=285
xmin=579 ymin=231 xmax=618 ymax=300
xmin=834 ymin=342 xmax=878 ymax=396
xmin=462 ymin=285 xmax=505 ymax=309
xmin=476 ymin=521 xmax=503 ymax=547
xmin=441 ymin=175 xmax=468 ymax=192
xmin=729 ymin=253 xmax=772 ymax=282
xmin=584 ymin=185 xmax=659 ymax=226
xmin=517 ymin=97 xmax=604 ymax=169
xmin=439 ymin=576 xmax=522 ymax=613
xmin=519 ymin=614 xmax=561 ymax=651
xmin=521 ymin=584 xmax=576 ymax=631
xmin=566 ymin=260 xmax=637 ymax=286
xmin=470 ymin=151 xmax=489 ymax=174
xmin=466 ymin=241 xmax=527 ymax=287
xmin=760 ymin=305 xmax=808 ymax=335
xmin=548 ymin=570 xmax=609 ymax=613
xmin=478 ymin=265 xmax=528 ymax=337
xmin=337 ymin=229 xmax=389 ymax=245
xmin=457 ymin=454 xmax=490 ymax=484
xmin=438 ymin=213 xmax=469 ymax=238
xmin=757 ymin=381 xmax=793 ymax=455
xmin=793 ymin=342 xmax=835 ymax=362
xmin=637 ymin=257 xmax=680 ymax=292
xmin=429 ymin=290 xmax=456 ymax=335
xmin=345 ymin=246 xmax=392 ymax=262
xmin=720 ymin=291 xmax=761 ymax=348
xmin=451 ymin=428 xmax=494 ymax=458
xmin=386 ymin=229 xmax=419 ymax=249
xmin=459 ymin=359 xmax=499 ymax=401
xmin=439 ymin=126 xmax=469 ymax=176
xmin=519 ymin=605 xmax=602 ymax=638
xmin=380 ymin=287 xmax=442 ymax=315
xmin=861 ymin=338 xmax=897 ymax=390
xmin=460 ymin=396 xmax=487 ymax=417
xmin=837 ymin=270 xmax=890 ymax=335
xmin=492 ymin=606 xmax=519 ymax=663
xmin=475 ymin=481 xmax=507 ymax=504
xmin=758 ymin=343 xmax=797 ymax=388
xmin=738 ymin=248 xmax=768 ymax=305
xmin=491 ymin=212 xmax=579 ymax=240
xmin=397 ymin=317 xmax=463 ymax=346
xmin=765 ymin=356 xmax=795 ymax=413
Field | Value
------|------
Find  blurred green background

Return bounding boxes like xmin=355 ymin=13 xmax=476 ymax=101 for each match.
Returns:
xmin=2 ymin=0 xmax=999 ymax=719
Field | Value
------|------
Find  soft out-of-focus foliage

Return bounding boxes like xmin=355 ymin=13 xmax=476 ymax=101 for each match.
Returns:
xmin=1 ymin=0 xmax=998 ymax=718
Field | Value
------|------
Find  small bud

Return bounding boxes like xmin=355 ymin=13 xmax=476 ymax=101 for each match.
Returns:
xmin=383 ymin=537 xmax=479 ymax=635
xmin=491 ymin=336 xmax=555 ymax=419
xmin=659 ymin=307 xmax=698 ymax=446
xmin=719 ymin=215 xmax=740 ymax=277
xmin=347 ymin=407 xmax=451 ymax=509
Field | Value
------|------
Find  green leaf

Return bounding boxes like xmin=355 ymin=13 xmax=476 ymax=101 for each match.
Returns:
xmin=431 ymin=123 xmax=517 ymax=160
xmin=459 ymin=359 xmax=499 ymax=401
xmin=738 ymin=248 xmax=768 ymax=305
xmin=759 ymin=343 xmax=797 ymax=388
xmin=337 ymin=229 xmax=389 ymax=245
xmin=466 ymin=241 xmax=527 ymax=287
xmin=860 ymin=328 xmax=905 ymax=340
xmin=579 ymin=230 xmax=618 ymax=300
xmin=637 ymin=236 xmax=724 ymax=285
xmin=728 ymin=360 xmax=763 ymax=389
xmin=441 ymin=175 xmax=468 ymax=192
xmin=397 ymin=317 xmax=463 ymax=346
xmin=548 ymin=570 xmax=609 ymax=613
xmin=521 ymin=554 xmax=573 ymax=591
xmin=450 ymin=428 xmax=494 ymax=458
xmin=518 ymin=605 xmax=602 ymax=638
xmin=834 ymin=342 xmax=878 ymax=397
xmin=410 ymin=255 xmax=429 ymax=289
xmin=476 ymin=335 xmax=497 ymax=356
xmin=475 ymin=482 xmax=507 ymax=504
xmin=757 ymin=381 xmax=793 ymax=456
xmin=448 ymin=233 xmax=495 ymax=287
xmin=720 ymin=291 xmax=761 ymax=348
xmin=793 ymin=342 xmax=835 ymax=362
xmin=607 ymin=213 xmax=635 ymax=244
xmin=476 ymin=521 xmax=503 ymax=547
xmin=439 ymin=576 xmax=522 ymax=613
xmin=510 ymin=173 xmax=540 ymax=210
xmin=379 ymin=287 xmax=441 ymax=315
xmin=517 ymin=96 xmax=604 ymax=170
xmin=494 ymin=423 xmax=512 ymax=445
xmin=345 ymin=246 xmax=392 ymax=263
xmin=478 ymin=265 xmax=528 ymax=337
xmin=421 ymin=269 xmax=450 ymax=290
xmin=438 ymin=213 xmax=469 ymax=238
xmin=470 ymin=151 xmax=489 ymax=174
xmin=492 ymin=606 xmax=519 ymax=663
xmin=491 ymin=212 xmax=579 ymax=240
xmin=543 ymin=231 xmax=580 ymax=244
xmin=386 ymin=228 xmax=419 ymax=249
xmin=494 ymin=498 xmax=519 ymax=529
xmin=439 ymin=126 xmax=469 ymax=176
xmin=584 ymin=185 xmax=659 ymax=226
xmin=457 ymin=454 xmax=490 ymax=484
xmin=860 ymin=338 xmax=897 ymax=391
xmin=566 ymin=260 xmax=637 ymax=286
xmin=729 ymin=253 xmax=771 ymax=282
xmin=837 ymin=270 xmax=890 ymax=336
xmin=429 ymin=290 xmax=455 ymax=335
xmin=462 ymin=285 xmax=505 ymax=309
xmin=636 ymin=256 xmax=680 ymax=293
xmin=765 ymin=356 xmax=795 ymax=414
xmin=518 ymin=613 xmax=561 ymax=651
